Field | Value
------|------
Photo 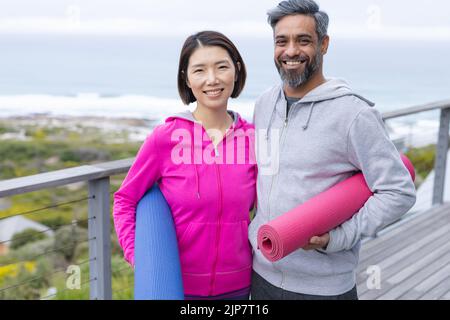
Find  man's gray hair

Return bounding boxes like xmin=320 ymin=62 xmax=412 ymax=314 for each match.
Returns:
xmin=267 ymin=0 xmax=329 ymax=41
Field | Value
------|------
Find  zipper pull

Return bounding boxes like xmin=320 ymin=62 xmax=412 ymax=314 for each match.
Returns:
xmin=214 ymin=145 xmax=220 ymax=157
xmin=284 ymin=118 xmax=288 ymax=127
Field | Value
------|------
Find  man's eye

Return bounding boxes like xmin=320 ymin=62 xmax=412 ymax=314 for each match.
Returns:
xmin=299 ymin=38 xmax=312 ymax=45
xmin=276 ymin=41 xmax=286 ymax=46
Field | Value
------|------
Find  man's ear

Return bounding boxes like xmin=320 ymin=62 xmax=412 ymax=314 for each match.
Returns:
xmin=321 ymin=35 xmax=330 ymax=55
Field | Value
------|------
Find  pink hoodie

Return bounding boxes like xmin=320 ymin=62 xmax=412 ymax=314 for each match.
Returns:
xmin=113 ymin=111 xmax=256 ymax=296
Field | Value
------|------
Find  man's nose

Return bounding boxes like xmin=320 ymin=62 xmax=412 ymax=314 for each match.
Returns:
xmin=285 ymin=42 xmax=300 ymax=57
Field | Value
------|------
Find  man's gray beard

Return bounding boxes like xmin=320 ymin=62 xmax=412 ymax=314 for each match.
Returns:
xmin=277 ymin=50 xmax=322 ymax=88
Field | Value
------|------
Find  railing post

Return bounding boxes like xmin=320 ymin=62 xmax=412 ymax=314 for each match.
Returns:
xmin=88 ymin=177 xmax=112 ymax=300
xmin=432 ymin=108 xmax=450 ymax=205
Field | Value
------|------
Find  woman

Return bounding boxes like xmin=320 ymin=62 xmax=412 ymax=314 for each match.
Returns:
xmin=113 ymin=31 xmax=256 ymax=300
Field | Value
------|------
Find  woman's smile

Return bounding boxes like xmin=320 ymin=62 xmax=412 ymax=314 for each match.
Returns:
xmin=203 ymin=88 xmax=225 ymax=97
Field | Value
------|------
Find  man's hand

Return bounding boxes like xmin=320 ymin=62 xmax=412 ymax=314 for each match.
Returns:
xmin=302 ymin=233 xmax=330 ymax=250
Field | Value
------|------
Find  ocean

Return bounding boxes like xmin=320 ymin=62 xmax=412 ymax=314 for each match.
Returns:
xmin=1 ymin=33 xmax=450 ymax=143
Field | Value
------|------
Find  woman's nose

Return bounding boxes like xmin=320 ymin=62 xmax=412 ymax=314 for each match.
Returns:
xmin=206 ymin=70 xmax=219 ymax=85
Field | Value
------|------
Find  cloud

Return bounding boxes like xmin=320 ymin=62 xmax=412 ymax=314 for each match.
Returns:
xmin=329 ymin=24 xmax=450 ymax=40
xmin=1 ymin=16 xmax=450 ymax=41
xmin=0 ymin=17 xmax=273 ymax=38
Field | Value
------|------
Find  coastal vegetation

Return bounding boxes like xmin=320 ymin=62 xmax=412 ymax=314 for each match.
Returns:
xmin=0 ymin=117 xmax=143 ymax=299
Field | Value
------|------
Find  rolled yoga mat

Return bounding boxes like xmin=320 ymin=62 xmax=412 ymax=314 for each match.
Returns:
xmin=134 ymin=184 xmax=184 ymax=300
xmin=257 ymin=154 xmax=415 ymax=262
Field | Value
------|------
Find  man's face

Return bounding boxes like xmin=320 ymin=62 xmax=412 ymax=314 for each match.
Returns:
xmin=273 ymin=14 xmax=326 ymax=89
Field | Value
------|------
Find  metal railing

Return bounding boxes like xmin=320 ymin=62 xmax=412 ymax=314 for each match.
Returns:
xmin=383 ymin=99 xmax=450 ymax=205
xmin=1 ymin=99 xmax=450 ymax=299
xmin=0 ymin=159 xmax=133 ymax=299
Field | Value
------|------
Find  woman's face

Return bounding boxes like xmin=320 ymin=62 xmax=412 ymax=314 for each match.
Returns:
xmin=186 ymin=46 xmax=237 ymax=111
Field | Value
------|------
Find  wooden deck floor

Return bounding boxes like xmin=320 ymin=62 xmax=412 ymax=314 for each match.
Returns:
xmin=356 ymin=203 xmax=450 ymax=300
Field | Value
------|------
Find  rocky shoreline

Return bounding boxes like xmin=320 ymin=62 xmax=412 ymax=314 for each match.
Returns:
xmin=0 ymin=114 xmax=160 ymax=143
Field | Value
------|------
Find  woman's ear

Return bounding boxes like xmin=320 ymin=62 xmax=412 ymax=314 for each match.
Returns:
xmin=235 ymin=62 xmax=241 ymax=82
xmin=183 ymin=71 xmax=191 ymax=88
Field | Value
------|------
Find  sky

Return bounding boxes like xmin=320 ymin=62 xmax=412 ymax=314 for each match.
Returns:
xmin=1 ymin=0 xmax=450 ymax=39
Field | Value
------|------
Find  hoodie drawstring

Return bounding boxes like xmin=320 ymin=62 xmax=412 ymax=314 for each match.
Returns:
xmin=265 ymin=105 xmax=277 ymax=141
xmin=191 ymin=137 xmax=200 ymax=199
xmin=302 ymin=102 xmax=315 ymax=130
xmin=265 ymin=91 xmax=283 ymax=141
xmin=266 ymin=100 xmax=316 ymax=139
xmin=195 ymin=165 xmax=200 ymax=199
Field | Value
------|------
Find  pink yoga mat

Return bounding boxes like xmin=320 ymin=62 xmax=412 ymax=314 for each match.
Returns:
xmin=257 ymin=154 xmax=415 ymax=262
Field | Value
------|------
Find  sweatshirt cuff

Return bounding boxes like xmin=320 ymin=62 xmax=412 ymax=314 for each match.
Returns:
xmin=321 ymin=228 xmax=343 ymax=253
xmin=125 ymin=253 xmax=135 ymax=268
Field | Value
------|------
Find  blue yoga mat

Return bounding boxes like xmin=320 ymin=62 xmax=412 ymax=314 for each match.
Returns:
xmin=134 ymin=184 xmax=184 ymax=300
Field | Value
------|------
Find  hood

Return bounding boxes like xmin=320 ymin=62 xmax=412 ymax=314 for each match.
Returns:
xmin=267 ymin=78 xmax=375 ymax=133
xmin=286 ymin=78 xmax=375 ymax=106
xmin=165 ymin=110 xmax=242 ymax=128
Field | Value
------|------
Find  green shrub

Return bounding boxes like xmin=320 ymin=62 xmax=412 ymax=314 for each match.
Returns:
xmin=405 ymin=145 xmax=436 ymax=180
xmin=10 ymin=228 xmax=48 ymax=250
xmin=12 ymin=238 xmax=55 ymax=262
xmin=0 ymin=141 xmax=51 ymax=163
xmin=111 ymin=254 xmax=134 ymax=300
xmin=60 ymin=147 xmax=111 ymax=163
xmin=73 ymin=242 xmax=89 ymax=262
xmin=52 ymin=257 xmax=91 ymax=300
xmin=39 ymin=216 xmax=70 ymax=230
xmin=54 ymin=226 xmax=88 ymax=262
xmin=0 ymin=161 xmax=16 ymax=179
xmin=0 ymin=259 xmax=51 ymax=300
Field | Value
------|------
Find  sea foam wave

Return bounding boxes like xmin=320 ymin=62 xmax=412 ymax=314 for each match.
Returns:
xmin=0 ymin=94 xmax=255 ymax=122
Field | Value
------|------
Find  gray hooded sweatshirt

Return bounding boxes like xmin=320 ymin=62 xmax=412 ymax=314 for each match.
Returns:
xmin=249 ymin=78 xmax=416 ymax=296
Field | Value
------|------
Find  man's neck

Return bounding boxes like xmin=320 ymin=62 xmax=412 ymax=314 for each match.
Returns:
xmin=284 ymin=71 xmax=327 ymax=99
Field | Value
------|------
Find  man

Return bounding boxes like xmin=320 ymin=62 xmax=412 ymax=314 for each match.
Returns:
xmin=249 ymin=0 xmax=416 ymax=300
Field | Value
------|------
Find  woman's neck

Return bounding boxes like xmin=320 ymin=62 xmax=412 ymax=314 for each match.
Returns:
xmin=192 ymin=105 xmax=233 ymax=147
xmin=192 ymin=106 xmax=233 ymax=132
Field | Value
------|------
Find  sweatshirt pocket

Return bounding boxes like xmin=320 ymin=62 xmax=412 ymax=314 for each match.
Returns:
xmin=178 ymin=222 xmax=215 ymax=274
xmin=216 ymin=221 xmax=252 ymax=273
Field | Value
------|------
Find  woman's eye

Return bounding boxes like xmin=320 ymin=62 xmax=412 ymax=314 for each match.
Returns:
xmin=193 ymin=69 xmax=203 ymax=73
xmin=219 ymin=65 xmax=228 ymax=69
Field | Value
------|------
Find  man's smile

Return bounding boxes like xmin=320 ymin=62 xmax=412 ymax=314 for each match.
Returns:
xmin=281 ymin=57 xmax=308 ymax=69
